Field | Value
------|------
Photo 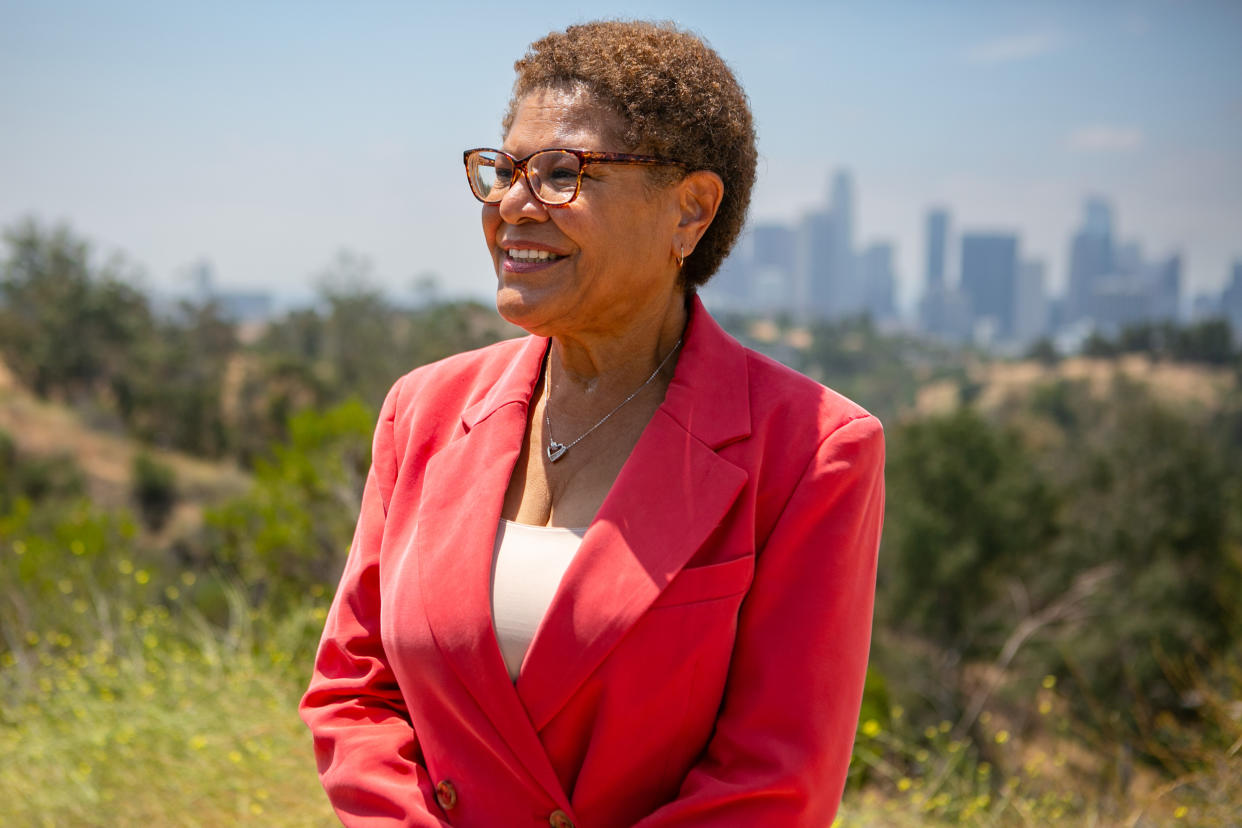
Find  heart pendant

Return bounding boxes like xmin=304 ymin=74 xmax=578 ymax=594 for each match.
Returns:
xmin=546 ymin=441 xmax=568 ymax=462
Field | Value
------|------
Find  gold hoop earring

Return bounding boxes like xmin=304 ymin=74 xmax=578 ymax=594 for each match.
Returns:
xmin=676 ymin=247 xmax=685 ymax=268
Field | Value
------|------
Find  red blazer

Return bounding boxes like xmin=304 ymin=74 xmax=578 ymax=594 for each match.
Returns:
xmin=301 ymin=297 xmax=885 ymax=828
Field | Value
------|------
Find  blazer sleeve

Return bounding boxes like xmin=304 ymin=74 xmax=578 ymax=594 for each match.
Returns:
xmin=633 ymin=413 xmax=885 ymax=827
xmin=299 ymin=380 xmax=450 ymax=828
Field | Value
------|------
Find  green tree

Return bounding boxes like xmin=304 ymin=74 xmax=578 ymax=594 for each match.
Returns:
xmin=131 ymin=452 xmax=178 ymax=533
xmin=201 ymin=399 xmax=375 ymax=603
xmin=1042 ymin=385 xmax=1242 ymax=717
xmin=0 ymin=219 xmax=152 ymax=401
xmin=880 ymin=407 xmax=1059 ymax=658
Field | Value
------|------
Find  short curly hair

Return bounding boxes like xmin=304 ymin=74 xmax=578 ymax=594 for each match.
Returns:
xmin=503 ymin=20 xmax=757 ymax=289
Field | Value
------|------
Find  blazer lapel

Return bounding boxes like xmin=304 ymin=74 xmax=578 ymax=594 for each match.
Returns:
xmin=518 ymin=297 xmax=753 ymax=731
xmin=415 ymin=337 xmax=572 ymax=809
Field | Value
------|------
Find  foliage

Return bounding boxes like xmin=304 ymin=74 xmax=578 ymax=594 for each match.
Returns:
xmin=0 ymin=499 xmax=148 ymax=662
xmin=0 ymin=219 xmax=152 ymax=401
xmin=4 ymin=216 xmax=1242 ymax=823
xmin=842 ymin=668 xmax=1242 ymax=826
xmin=880 ymin=407 xmax=1058 ymax=658
xmin=0 ymin=428 xmax=85 ymax=511
xmin=0 ymin=589 xmax=331 ymax=827
xmin=873 ymin=375 xmax=1242 ymax=798
xmin=0 ymin=427 xmax=331 ymax=825
xmin=120 ymin=299 xmax=238 ymax=456
xmin=1083 ymin=318 xmax=1239 ymax=366
xmin=0 ymin=220 xmax=239 ymax=456
xmin=131 ymin=452 xmax=178 ymax=533
xmin=1033 ymin=382 xmax=1242 ymax=726
xmin=201 ymin=399 xmax=375 ymax=605
xmin=0 ymin=222 xmax=513 ymax=466
xmin=1024 ymin=336 xmax=1059 ymax=365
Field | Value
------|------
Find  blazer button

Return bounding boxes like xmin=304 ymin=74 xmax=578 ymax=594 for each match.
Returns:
xmin=548 ymin=809 xmax=574 ymax=828
xmin=435 ymin=779 xmax=457 ymax=811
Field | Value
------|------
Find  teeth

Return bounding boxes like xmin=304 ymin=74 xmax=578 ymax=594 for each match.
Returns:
xmin=507 ymin=248 xmax=560 ymax=261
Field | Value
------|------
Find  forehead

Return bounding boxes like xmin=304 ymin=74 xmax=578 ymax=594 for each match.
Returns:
xmin=503 ymin=88 xmax=627 ymax=155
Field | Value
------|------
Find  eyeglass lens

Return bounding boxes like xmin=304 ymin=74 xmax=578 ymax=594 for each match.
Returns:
xmin=468 ymin=150 xmax=582 ymax=205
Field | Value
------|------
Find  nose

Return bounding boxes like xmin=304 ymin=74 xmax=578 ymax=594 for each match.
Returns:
xmin=496 ymin=167 xmax=548 ymax=223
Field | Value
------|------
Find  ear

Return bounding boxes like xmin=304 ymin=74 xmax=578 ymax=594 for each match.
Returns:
xmin=673 ymin=170 xmax=725 ymax=258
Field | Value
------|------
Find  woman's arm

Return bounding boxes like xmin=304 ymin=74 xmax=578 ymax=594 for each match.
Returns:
xmin=300 ymin=381 xmax=450 ymax=828
xmin=634 ymin=413 xmax=885 ymax=827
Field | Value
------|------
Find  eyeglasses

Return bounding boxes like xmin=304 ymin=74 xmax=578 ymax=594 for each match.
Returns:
xmin=462 ymin=147 xmax=685 ymax=206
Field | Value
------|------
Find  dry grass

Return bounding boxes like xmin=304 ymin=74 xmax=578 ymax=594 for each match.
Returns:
xmin=915 ymin=355 xmax=1237 ymax=418
xmin=0 ymin=378 xmax=250 ymax=541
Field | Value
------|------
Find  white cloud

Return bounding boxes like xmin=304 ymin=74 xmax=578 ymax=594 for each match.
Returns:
xmin=964 ymin=32 xmax=1062 ymax=64
xmin=1066 ymin=126 xmax=1145 ymax=151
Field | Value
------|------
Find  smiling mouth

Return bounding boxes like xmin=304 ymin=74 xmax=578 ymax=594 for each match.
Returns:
xmin=505 ymin=248 xmax=567 ymax=263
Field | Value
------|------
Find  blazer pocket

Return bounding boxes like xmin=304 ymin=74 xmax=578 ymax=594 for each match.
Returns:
xmin=651 ymin=555 xmax=755 ymax=609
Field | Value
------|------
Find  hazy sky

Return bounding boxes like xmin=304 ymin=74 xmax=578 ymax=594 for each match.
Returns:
xmin=2 ymin=0 xmax=1240 ymax=311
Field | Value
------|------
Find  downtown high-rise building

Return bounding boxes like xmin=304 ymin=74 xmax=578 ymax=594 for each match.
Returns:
xmin=919 ymin=207 xmax=972 ymax=339
xmin=860 ymin=242 xmax=897 ymax=322
xmin=1066 ymin=197 xmax=1115 ymax=323
xmin=797 ymin=208 xmax=838 ymax=319
xmin=792 ymin=169 xmax=865 ymax=321
xmin=829 ymin=171 xmax=860 ymax=316
xmin=749 ymin=223 xmax=797 ymax=313
xmin=960 ymin=233 xmax=1019 ymax=341
xmin=925 ymin=209 xmax=948 ymax=294
xmin=1014 ymin=260 xmax=1049 ymax=344
xmin=704 ymin=170 xmax=881 ymax=322
xmin=1222 ymin=261 xmax=1242 ymax=336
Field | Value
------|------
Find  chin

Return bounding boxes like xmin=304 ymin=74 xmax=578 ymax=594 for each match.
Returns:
xmin=494 ymin=284 xmax=559 ymax=336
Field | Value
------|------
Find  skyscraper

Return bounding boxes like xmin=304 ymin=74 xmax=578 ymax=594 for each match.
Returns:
xmin=1014 ymin=259 xmax=1048 ymax=344
xmin=861 ymin=242 xmax=896 ymax=321
xmin=749 ymin=223 xmax=797 ymax=313
xmin=919 ymin=208 xmax=968 ymax=338
xmin=1149 ymin=253 xmax=1181 ymax=322
xmin=797 ymin=208 xmax=838 ymax=320
xmin=830 ymin=170 xmax=860 ymax=316
xmin=1067 ymin=197 xmax=1115 ymax=323
xmin=752 ymin=223 xmax=796 ymax=276
xmin=1222 ymin=260 xmax=1242 ymax=336
xmin=925 ymin=209 xmax=948 ymax=294
xmin=960 ymin=233 xmax=1019 ymax=340
xmin=1084 ymin=198 xmax=1113 ymax=237
xmin=707 ymin=232 xmax=751 ymax=305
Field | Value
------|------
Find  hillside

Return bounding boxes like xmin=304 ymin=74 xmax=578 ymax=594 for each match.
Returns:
xmin=0 ymin=356 xmax=250 ymax=536
xmin=915 ymin=354 xmax=1239 ymax=416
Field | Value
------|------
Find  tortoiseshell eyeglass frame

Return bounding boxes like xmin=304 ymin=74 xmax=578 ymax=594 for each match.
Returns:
xmin=462 ymin=147 xmax=686 ymax=206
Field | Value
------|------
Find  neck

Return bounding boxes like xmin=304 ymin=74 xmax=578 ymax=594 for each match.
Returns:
xmin=549 ymin=291 xmax=688 ymax=394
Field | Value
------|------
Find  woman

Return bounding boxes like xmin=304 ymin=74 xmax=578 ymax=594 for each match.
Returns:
xmin=301 ymin=20 xmax=884 ymax=828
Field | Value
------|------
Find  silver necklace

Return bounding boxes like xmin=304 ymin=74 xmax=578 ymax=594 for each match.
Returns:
xmin=544 ymin=338 xmax=683 ymax=463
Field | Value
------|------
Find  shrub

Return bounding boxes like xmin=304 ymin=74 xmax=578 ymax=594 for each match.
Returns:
xmin=131 ymin=452 xmax=178 ymax=533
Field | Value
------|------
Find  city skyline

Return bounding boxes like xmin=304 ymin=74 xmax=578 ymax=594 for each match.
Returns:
xmin=2 ymin=1 xmax=1240 ymax=310
xmin=708 ymin=172 xmax=1237 ymax=351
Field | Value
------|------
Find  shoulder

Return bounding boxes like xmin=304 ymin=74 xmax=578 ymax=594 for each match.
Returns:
xmin=379 ymin=335 xmax=536 ymax=451
xmin=679 ymin=297 xmax=878 ymax=450
xmin=738 ymin=347 xmax=883 ymax=514
xmin=742 ymin=346 xmax=880 ymax=444
xmin=729 ymin=347 xmax=884 ymax=556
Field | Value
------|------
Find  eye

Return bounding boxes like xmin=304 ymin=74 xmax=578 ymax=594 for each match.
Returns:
xmin=531 ymin=151 xmax=581 ymax=186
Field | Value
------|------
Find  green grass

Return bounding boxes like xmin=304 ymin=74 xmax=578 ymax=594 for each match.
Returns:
xmin=0 ymin=597 xmax=334 ymax=827
xmin=2 ymin=593 xmax=1238 ymax=827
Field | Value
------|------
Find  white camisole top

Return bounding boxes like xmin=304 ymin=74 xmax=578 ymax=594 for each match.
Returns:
xmin=490 ymin=519 xmax=587 ymax=681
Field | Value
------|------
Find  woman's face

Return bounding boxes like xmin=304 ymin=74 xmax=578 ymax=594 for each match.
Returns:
xmin=483 ymin=88 xmax=684 ymax=340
